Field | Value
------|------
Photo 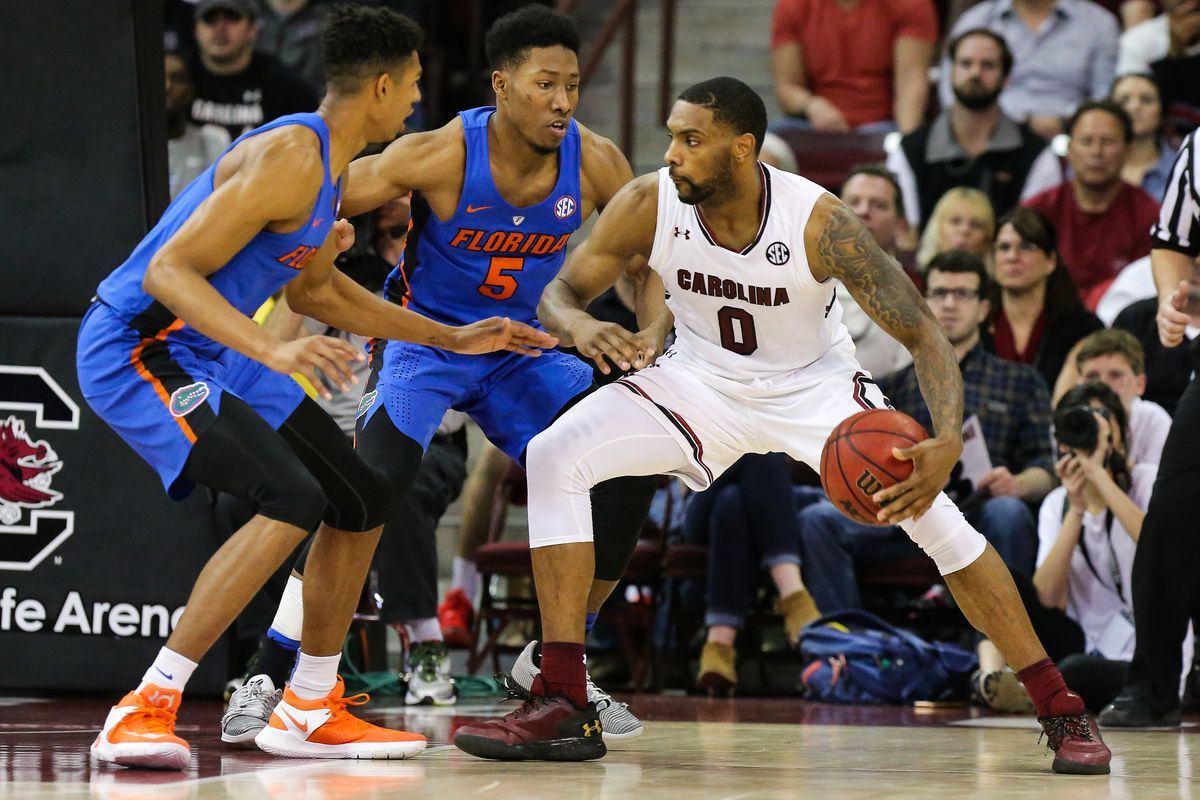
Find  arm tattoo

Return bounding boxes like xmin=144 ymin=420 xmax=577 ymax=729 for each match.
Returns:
xmin=816 ymin=202 xmax=964 ymax=438
xmin=815 ymin=203 xmax=925 ymax=333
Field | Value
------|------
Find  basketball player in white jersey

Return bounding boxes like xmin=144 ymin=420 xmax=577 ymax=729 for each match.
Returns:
xmin=451 ymin=78 xmax=1112 ymax=774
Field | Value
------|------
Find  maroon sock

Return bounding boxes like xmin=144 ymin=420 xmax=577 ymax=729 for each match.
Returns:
xmin=533 ymin=642 xmax=587 ymax=708
xmin=1018 ymin=658 xmax=1085 ymax=718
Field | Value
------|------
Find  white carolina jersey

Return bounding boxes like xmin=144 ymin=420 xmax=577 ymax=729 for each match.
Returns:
xmin=648 ymin=163 xmax=855 ymax=385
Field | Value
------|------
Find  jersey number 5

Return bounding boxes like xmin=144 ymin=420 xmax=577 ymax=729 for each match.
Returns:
xmin=478 ymin=256 xmax=524 ymax=301
xmin=717 ymin=306 xmax=757 ymax=355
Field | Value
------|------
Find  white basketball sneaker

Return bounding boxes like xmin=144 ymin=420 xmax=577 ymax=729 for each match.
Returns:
xmin=404 ymin=641 xmax=458 ymax=706
xmin=221 ymin=674 xmax=283 ymax=744
xmin=254 ymin=677 xmax=427 ymax=760
xmin=510 ymin=640 xmax=645 ymax=741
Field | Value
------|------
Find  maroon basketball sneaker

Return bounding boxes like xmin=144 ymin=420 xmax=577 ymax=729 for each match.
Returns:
xmin=1038 ymin=713 xmax=1111 ymax=774
xmin=454 ymin=680 xmax=605 ymax=761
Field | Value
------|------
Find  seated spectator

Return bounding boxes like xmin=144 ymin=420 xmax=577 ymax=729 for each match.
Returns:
xmin=1027 ymin=384 xmax=1150 ymax=711
xmin=165 ymin=51 xmax=230 ymax=198
xmin=188 ymin=0 xmax=319 ymax=140
xmin=941 ymin=0 xmax=1120 ymax=140
xmin=985 ymin=207 xmax=1105 ymax=389
xmin=797 ymin=251 xmax=1055 ymax=613
xmin=256 ymin=0 xmax=331 ymax=96
xmin=1119 ymin=0 xmax=1200 ymax=74
xmin=1111 ymin=73 xmax=1178 ymax=200
xmin=836 ymin=164 xmax=915 ymax=378
xmin=889 ymin=28 xmax=1061 ymax=230
xmin=1023 ymin=101 xmax=1160 ymax=310
xmin=915 ymin=187 xmax=996 ymax=272
xmin=1111 ymin=260 xmax=1200 ymax=414
xmin=769 ymin=0 xmax=937 ymax=134
xmin=1056 ymin=329 xmax=1172 ymax=465
xmin=687 ymin=454 xmax=823 ymax=695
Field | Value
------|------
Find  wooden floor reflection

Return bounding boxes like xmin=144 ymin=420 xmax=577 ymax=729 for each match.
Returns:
xmin=4 ymin=694 xmax=1199 ymax=799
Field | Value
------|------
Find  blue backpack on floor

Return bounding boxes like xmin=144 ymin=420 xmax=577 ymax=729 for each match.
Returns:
xmin=799 ymin=610 xmax=977 ymax=705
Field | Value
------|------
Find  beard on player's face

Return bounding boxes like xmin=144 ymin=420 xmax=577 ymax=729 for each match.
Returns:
xmin=673 ymin=155 xmax=734 ymax=205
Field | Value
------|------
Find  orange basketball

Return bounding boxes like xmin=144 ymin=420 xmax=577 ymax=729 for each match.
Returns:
xmin=819 ymin=409 xmax=929 ymax=526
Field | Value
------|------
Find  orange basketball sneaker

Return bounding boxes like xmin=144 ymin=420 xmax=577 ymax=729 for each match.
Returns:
xmin=255 ymin=677 xmax=427 ymax=759
xmin=91 ymin=684 xmax=190 ymax=770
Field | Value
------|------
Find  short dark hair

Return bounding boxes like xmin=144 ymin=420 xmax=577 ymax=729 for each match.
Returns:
xmin=323 ymin=5 xmax=423 ymax=94
xmin=1067 ymin=99 xmax=1134 ymax=143
xmin=925 ymin=249 xmax=991 ymax=298
xmin=948 ymin=28 xmax=1013 ymax=78
xmin=677 ymin=77 xmax=768 ymax=154
xmin=485 ymin=4 xmax=581 ymax=72
xmin=842 ymin=163 xmax=905 ymax=219
xmin=1056 ymin=381 xmax=1131 ymax=488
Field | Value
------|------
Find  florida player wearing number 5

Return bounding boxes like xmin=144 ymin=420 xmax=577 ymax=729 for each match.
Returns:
xmin=453 ymin=77 xmax=1113 ymax=775
xmin=238 ymin=5 xmax=665 ymax=744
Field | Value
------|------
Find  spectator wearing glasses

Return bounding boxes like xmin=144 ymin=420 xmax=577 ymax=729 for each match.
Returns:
xmin=797 ymin=250 xmax=1056 ymax=612
xmin=985 ymin=207 xmax=1104 ymax=393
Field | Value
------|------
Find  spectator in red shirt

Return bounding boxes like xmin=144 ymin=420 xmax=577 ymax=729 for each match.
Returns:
xmin=769 ymin=0 xmax=938 ymax=134
xmin=1023 ymin=100 xmax=1160 ymax=310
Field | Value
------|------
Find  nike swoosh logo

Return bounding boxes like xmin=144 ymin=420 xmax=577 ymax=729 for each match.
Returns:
xmin=466 ymin=205 xmax=494 ymax=213
xmin=280 ymin=709 xmax=309 ymax=733
xmin=156 ymin=668 xmax=174 ymax=680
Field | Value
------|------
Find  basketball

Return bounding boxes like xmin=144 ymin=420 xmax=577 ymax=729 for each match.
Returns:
xmin=820 ymin=409 xmax=929 ymax=526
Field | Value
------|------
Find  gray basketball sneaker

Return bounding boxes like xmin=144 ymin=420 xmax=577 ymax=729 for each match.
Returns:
xmin=221 ymin=674 xmax=282 ymax=744
xmin=405 ymin=641 xmax=458 ymax=706
xmin=510 ymin=640 xmax=644 ymax=741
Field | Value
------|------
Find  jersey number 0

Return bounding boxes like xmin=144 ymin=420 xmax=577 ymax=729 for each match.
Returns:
xmin=717 ymin=306 xmax=758 ymax=355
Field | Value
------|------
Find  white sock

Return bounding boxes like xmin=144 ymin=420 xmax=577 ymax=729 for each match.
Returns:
xmin=405 ymin=617 xmax=443 ymax=643
xmin=269 ymin=575 xmax=305 ymax=644
xmin=289 ymin=652 xmax=341 ymax=700
xmin=139 ymin=647 xmax=198 ymax=693
xmin=452 ymin=556 xmax=480 ymax=603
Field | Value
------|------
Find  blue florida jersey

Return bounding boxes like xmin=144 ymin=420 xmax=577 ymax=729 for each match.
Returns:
xmin=94 ymin=113 xmax=343 ymax=353
xmin=386 ymin=106 xmax=583 ymax=326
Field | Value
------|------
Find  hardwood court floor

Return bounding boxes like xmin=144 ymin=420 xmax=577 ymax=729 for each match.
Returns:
xmin=3 ymin=693 xmax=1199 ymax=799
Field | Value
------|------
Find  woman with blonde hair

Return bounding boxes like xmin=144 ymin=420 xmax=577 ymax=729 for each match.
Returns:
xmin=917 ymin=187 xmax=996 ymax=271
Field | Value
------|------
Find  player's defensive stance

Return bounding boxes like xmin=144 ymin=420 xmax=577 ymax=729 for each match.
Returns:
xmin=453 ymin=77 xmax=1112 ymax=775
xmin=79 ymin=5 xmax=553 ymax=770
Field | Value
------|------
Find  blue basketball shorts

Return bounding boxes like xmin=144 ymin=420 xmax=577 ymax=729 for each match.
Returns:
xmin=76 ymin=302 xmax=306 ymax=500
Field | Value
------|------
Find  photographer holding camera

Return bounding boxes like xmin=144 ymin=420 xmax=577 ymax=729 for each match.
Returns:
xmin=1024 ymin=382 xmax=1156 ymax=711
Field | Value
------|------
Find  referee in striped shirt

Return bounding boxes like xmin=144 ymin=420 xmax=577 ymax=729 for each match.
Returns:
xmin=1100 ymin=131 xmax=1200 ymax=728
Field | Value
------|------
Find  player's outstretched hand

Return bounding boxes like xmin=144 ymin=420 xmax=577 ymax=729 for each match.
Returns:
xmin=872 ymin=434 xmax=963 ymax=525
xmin=572 ymin=318 xmax=657 ymax=375
xmin=267 ymin=335 xmax=364 ymax=400
xmin=449 ymin=317 xmax=558 ymax=356
xmin=1158 ymin=280 xmax=1190 ymax=347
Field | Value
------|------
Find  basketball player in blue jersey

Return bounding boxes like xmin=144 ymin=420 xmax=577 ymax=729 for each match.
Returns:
xmin=235 ymin=4 xmax=670 ymax=744
xmin=77 ymin=5 xmax=553 ymax=771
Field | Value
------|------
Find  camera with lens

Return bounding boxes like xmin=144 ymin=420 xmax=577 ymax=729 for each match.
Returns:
xmin=1054 ymin=405 xmax=1103 ymax=452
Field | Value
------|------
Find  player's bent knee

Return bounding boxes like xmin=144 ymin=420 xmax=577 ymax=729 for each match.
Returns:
xmin=899 ymin=493 xmax=987 ymax=575
xmin=258 ymin=469 xmax=327 ymax=533
xmin=347 ymin=464 xmax=393 ymax=532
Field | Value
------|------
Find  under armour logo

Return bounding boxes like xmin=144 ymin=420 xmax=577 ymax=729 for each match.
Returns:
xmin=582 ymin=720 xmax=602 ymax=737
xmin=673 ymin=227 xmax=690 ymax=239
